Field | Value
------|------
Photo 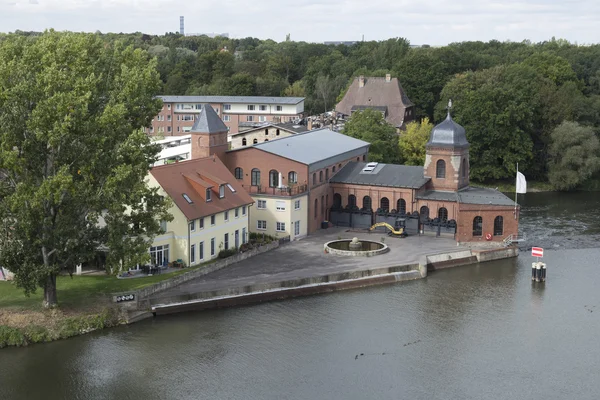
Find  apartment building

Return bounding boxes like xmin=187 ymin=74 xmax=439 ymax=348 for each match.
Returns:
xmin=148 ymin=95 xmax=304 ymax=136
xmin=228 ymin=122 xmax=308 ymax=150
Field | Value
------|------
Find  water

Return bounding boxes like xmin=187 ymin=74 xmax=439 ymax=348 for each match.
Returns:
xmin=2 ymin=192 xmax=600 ymax=400
xmin=326 ymin=239 xmax=385 ymax=251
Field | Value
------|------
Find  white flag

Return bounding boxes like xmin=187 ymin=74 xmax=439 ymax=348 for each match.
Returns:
xmin=516 ymin=171 xmax=527 ymax=194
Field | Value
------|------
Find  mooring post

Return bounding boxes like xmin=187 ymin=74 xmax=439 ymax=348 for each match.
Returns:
xmin=535 ymin=262 xmax=542 ymax=282
xmin=541 ymin=263 xmax=547 ymax=282
xmin=531 ymin=262 xmax=536 ymax=281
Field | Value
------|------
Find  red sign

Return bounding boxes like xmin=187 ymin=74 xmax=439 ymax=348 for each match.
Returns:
xmin=531 ymin=247 xmax=544 ymax=258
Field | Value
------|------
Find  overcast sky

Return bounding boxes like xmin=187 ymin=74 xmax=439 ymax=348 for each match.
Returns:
xmin=1 ymin=0 xmax=598 ymax=46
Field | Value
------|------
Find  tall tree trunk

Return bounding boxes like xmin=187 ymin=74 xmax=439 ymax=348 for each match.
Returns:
xmin=43 ymin=274 xmax=58 ymax=308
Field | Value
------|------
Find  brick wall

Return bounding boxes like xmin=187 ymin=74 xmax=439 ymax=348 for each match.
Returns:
xmin=456 ymin=204 xmax=519 ymax=243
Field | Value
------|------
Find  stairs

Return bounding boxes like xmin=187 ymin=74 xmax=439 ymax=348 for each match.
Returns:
xmin=503 ymin=233 xmax=525 ymax=247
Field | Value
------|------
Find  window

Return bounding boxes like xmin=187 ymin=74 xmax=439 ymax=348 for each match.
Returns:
xmin=251 ymin=168 xmax=261 ymax=186
xmin=149 ymin=244 xmax=169 ymax=266
xmin=219 ymin=185 xmax=225 ymax=198
xmin=264 ymin=139 xmax=269 ymax=142
xmin=176 ymin=104 xmax=180 ymax=110
xmin=319 ymin=171 xmax=323 ymax=182
xmin=183 ymin=193 xmax=193 ymax=204
xmin=242 ymin=228 xmax=247 ymax=244
xmin=247 ymin=116 xmax=254 ymax=122
xmin=380 ymin=197 xmax=390 ymax=212
xmin=182 ymin=115 xmax=194 ymax=121
xmin=276 ymin=222 xmax=286 ymax=232
xmin=276 ymin=129 xmax=280 ymax=136
xmin=223 ymin=115 xmax=231 ymax=122
xmin=177 ymin=127 xmax=180 ymax=132
xmin=257 ymin=220 xmax=267 ymax=230
xmin=259 ymin=116 xmax=267 ymax=122
xmin=205 ymin=188 xmax=213 ymax=202
xmin=325 ymin=169 xmax=329 ymax=180
xmin=397 ymin=199 xmax=406 ymax=214
xmin=199 ymin=242 xmax=204 ymax=260
xmin=235 ymin=208 xmax=239 ymax=218
xmin=332 ymin=166 xmax=336 ymax=173
xmin=159 ymin=220 xmax=167 ymax=232
xmin=167 ymin=126 xmax=171 ymax=132
xmin=362 ymin=155 xmax=366 ymax=161
xmin=294 ymin=221 xmax=300 ymax=236
xmin=294 ymin=200 xmax=301 ymax=210
xmin=333 ymin=193 xmax=342 ymax=209
xmin=235 ymin=167 xmax=243 ymax=180
xmin=248 ymin=105 xmax=255 ymax=111
xmin=362 ymin=196 xmax=372 ymax=211
xmin=259 ymin=105 xmax=267 ymax=111
xmin=224 ymin=211 xmax=229 ymax=221
xmin=473 ymin=216 xmax=483 ymax=236
xmin=150 ymin=127 xmax=154 ymax=134
xmin=211 ymin=215 xmax=215 ymax=226
xmin=200 ymin=217 xmax=204 ymax=229
xmin=167 ymin=104 xmax=171 ymax=110
xmin=190 ymin=244 xmax=196 ymax=263
xmin=195 ymin=104 xmax=201 ymax=110
xmin=288 ymin=171 xmax=298 ymax=184
xmin=276 ymin=105 xmax=282 ymax=111
xmin=269 ymin=170 xmax=279 ymax=188
xmin=242 ymin=205 xmax=247 ymax=216
xmin=348 ymin=194 xmax=356 ymax=207
xmin=253 ymin=138 xmax=258 ymax=144
xmin=436 ymin=160 xmax=446 ymax=179
xmin=462 ymin=158 xmax=467 ymax=178
xmin=438 ymin=207 xmax=448 ymax=222
xmin=177 ymin=115 xmax=180 ymax=121
xmin=494 ymin=216 xmax=504 ymax=236
xmin=224 ymin=233 xmax=229 ymax=250
xmin=257 ymin=200 xmax=267 ymax=209
xmin=242 ymin=138 xmax=247 ymax=146
xmin=211 ymin=238 xmax=215 ymax=256
xmin=167 ymin=115 xmax=171 ymax=121
xmin=276 ymin=201 xmax=286 ymax=211
xmin=190 ymin=219 xmax=196 ymax=232
xmin=224 ymin=104 xmax=231 ymax=111
xmin=312 ymin=173 xmax=316 ymax=185
xmin=420 ymin=206 xmax=430 ymax=220
xmin=215 ymin=108 xmax=219 ymax=114
xmin=314 ymin=198 xmax=318 ymax=218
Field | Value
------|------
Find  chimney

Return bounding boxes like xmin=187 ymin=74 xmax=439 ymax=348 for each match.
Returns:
xmin=358 ymin=75 xmax=365 ymax=88
xmin=307 ymin=118 xmax=313 ymax=131
xmin=385 ymin=74 xmax=391 ymax=82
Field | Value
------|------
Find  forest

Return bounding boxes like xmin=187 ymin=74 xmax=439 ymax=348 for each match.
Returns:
xmin=4 ymin=31 xmax=600 ymax=189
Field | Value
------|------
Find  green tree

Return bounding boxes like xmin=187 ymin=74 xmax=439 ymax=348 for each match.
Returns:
xmin=342 ymin=109 xmax=400 ymax=163
xmin=547 ymin=121 xmax=600 ymax=190
xmin=0 ymin=31 xmax=172 ymax=308
xmin=399 ymin=118 xmax=434 ymax=165
xmin=283 ymin=80 xmax=306 ymax=97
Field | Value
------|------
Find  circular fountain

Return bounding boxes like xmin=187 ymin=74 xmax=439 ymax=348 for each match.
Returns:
xmin=324 ymin=237 xmax=388 ymax=257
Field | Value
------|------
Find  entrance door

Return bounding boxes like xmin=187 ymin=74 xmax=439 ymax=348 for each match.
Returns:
xmin=235 ymin=230 xmax=239 ymax=248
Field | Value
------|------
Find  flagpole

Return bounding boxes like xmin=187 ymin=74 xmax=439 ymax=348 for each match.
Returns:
xmin=514 ymin=162 xmax=518 ymax=218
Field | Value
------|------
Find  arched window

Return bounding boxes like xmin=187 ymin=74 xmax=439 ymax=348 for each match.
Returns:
xmin=348 ymin=194 xmax=357 ymax=207
xmin=234 ymin=167 xmax=243 ymax=180
xmin=473 ymin=216 xmax=483 ymax=236
xmin=420 ymin=206 xmax=429 ymax=220
xmin=462 ymin=158 xmax=467 ymax=178
xmin=494 ymin=216 xmax=504 ymax=236
xmin=380 ymin=197 xmax=390 ymax=211
xmin=362 ymin=155 xmax=366 ymax=161
xmin=438 ymin=207 xmax=448 ymax=222
xmin=264 ymin=138 xmax=269 ymax=142
xmin=253 ymin=138 xmax=258 ymax=144
xmin=314 ymin=198 xmax=318 ymax=218
xmin=276 ymin=129 xmax=280 ymax=136
xmin=312 ymin=173 xmax=316 ymax=185
xmin=325 ymin=194 xmax=329 ymax=216
xmin=319 ymin=171 xmax=323 ymax=182
xmin=265 ymin=128 xmax=269 ymax=136
xmin=362 ymin=196 xmax=372 ymax=211
xmin=357 ymin=157 xmax=360 ymax=161
xmin=251 ymin=168 xmax=260 ymax=186
xmin=242 ymin=138 xmax=247 ymax=146
xmin=332 ymin=166 xmax=336 ymax=173
xmin=397 ymin=199 xmax=406 ymax=214
xmin=436 ymin=159 xmax=446 ymax=179
xmin=269 ymin=170 xmax=278 ymax=188
xmin=333 ymin=193 xmax=342 ymax=208
xmin=288 ymin=171 xmax=298 ymax=184
xmin=325 ymin=169 xmax=329 ymax=180
xmin=321 ymin=195 xmax=325 ymax=217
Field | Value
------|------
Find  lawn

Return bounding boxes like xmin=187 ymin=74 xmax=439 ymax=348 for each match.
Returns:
xmin=0 ymin=267 xmax=196 ymax=312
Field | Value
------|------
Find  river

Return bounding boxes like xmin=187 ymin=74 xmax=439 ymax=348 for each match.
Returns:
xmin=2 ymin=192 xmax=600 ymax=400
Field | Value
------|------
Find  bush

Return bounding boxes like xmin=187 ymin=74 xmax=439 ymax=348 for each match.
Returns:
xmin=218 ymin=247 xmax=238 ymax=259
xmin=0 ymin=325 xmax=27 ymax=348
xmin=23 ymin=325 xmax=52 ymax=344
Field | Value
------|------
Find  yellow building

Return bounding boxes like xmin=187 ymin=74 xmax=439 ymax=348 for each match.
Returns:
xmin=250 ymin=194 xmax=309 ymax=240
xmin=147 ymin=155 xmax=254 ymax=267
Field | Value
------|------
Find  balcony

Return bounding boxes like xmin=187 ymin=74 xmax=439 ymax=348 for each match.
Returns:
xmin=248 ymin=184 xmax=308 ymax=197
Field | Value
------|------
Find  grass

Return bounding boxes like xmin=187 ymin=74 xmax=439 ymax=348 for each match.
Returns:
xmin=0 ymin=262 xmax=213 ymax=312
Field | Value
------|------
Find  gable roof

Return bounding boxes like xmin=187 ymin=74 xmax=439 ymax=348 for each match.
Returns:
xmin=191 ymin=104 xmax=228 ymax=134
xmin=335 ymin=76 xmax=413 ymax=128
xmin=158 ymin=95 xmax=304 ymax=105
xmin=330 ymin=161 xmax=429 ymax=189
xmin=228 ymin=128 xmax=369 ymax=170
xmin=150 ymin=156 xmax=253 ymax=220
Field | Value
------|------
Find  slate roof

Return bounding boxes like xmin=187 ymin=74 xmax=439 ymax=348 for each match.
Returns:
xmin=427 ymin=112 xmax=469 ymax=148
xmin=229 ymin=129 xmax=370 ymax=167
xmin=158 ymin=95 xmax=304 ymax=105
xmin=190 ymin=104 xmax=228 ymax=134
xmin=335 ymin=77 xmax=413 ymax=128
xmin=417 ymin=191 xmax=458 ymax=202
xmin=150 ymin=156 xmax=253 ymax=220
xmin=330 ymin=161 xmax=429 ymax=189
xmin=417 ymin=187 xmax=515 ymax=206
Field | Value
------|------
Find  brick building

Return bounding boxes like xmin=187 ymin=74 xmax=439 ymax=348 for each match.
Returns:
xmin=147 ymin=95 xmax=304 ymax=136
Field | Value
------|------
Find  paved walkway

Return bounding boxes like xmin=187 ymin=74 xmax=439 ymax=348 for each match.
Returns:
xmin=150 ymin=228 xmax=460 ymax=302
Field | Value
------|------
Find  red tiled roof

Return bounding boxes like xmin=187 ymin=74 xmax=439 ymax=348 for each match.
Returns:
xmin=150 ymin=156 xmax=254 ymax=220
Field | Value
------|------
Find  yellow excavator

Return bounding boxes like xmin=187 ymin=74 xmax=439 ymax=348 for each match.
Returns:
xmin=369 ymin=221 xmax=407 ymax=237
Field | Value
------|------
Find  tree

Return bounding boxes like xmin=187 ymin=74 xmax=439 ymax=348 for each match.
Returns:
xmin=342 ymin=109 xmax=401 ymax=163
xmin=0 ymin=31 xmax=172 ymax=308
xmin=283 ymin=80 xmax=306 ymax=97
xmin=399 ymin=118 xmax=434 ymax=165
xmin=314 ymin=74 xmax=334 ymax=113
xmin=547 ymin=121 xmax=600 ymax=190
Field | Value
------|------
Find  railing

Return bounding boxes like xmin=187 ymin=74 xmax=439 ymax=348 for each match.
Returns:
xmin=503 ymin=233 xmax=526 ymax=247
xmin=248 ymin=184 xmax=308 ymax=197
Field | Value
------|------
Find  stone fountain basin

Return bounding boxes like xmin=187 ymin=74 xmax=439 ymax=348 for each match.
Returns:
xmin=324 ymin=239 xmax=389 ymax=257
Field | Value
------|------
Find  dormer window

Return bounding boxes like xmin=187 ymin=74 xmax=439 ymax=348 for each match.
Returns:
xmin=206 ymin=188 xmax=212 ymax=202
xmin=219 ymin=185 xmax=225 ymax=198
xmin=182 ymin=193 xmax=193 ymax=204
xmin=226 ymin=183 xmax=236 ymax=193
